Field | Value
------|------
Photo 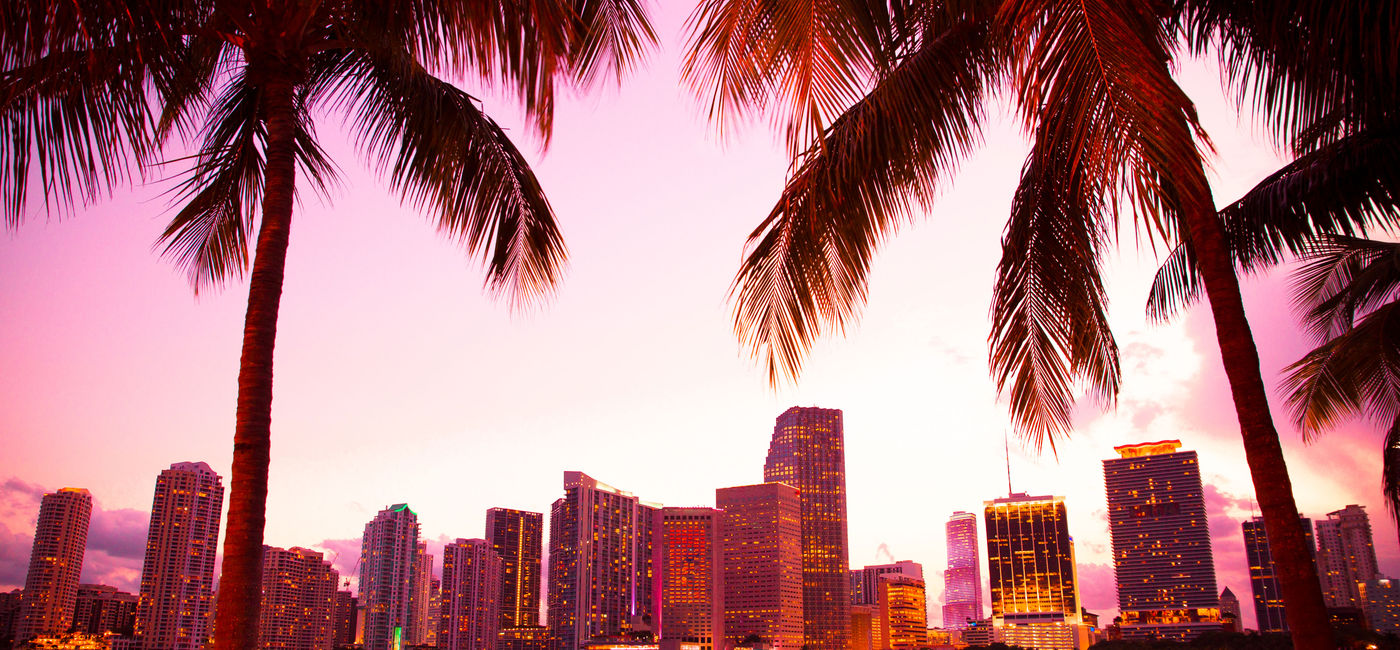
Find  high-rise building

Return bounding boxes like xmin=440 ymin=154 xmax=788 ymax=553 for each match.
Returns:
xmin=851 ymin=562 xmax=922 ymax=607
xmin=849 ymin=604 xmax=877 ymax=650
xmin=763 ymin=406 xmax=851 ymax=650
xmin=1 ymin=589 xmax=24 ymax=644
xmin=17 ymin=488 xmax=92 ymax=642
xmin=73 ymin=585 xmax=139 ymax=636
xmin=259 ymin=546 xmax=338 ymax=650
xmin=546 ymin=472 xmax=658 ymax=650
xmin=943 ymin=511 xmax=983 ymax=630
xmin=1360 ymin=579 xmax=1400 ymax=635
xmin=136 ymin=462 xmax=224 ymax=650
xmin=333 ymin=591 xmax=358 ymax=648
xmin=1242 ymin=515 xmax=1315 ymax=633
xmin=876 ymin=574 xmax=928 ymax=650
xmin=1104 ymin=441 xmax=1220 ymax=641
xmin=1219 ymin=588 xmax=1242 ymax=633
xmin=1316 ymin=505 xmax=1380 ymax=608
xmin=408 ymin=542 xmax=435 ymax=645
xmin=440 ymin=539 xmax=502 ymax=650
xmin=716 ymin=483 xmax=803 ymax=650
xmin=657 ymin=507 xmax=724 ymax=650
xmin=360 ymin=504 xmax=421 ymax=650
xmin=984 ymin=493 xmax=1086 ymax=650
xmin=486 ymin=508 xmax=544 ymax=629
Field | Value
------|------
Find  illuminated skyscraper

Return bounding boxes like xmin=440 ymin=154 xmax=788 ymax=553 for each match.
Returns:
xmin=440 ymin=539 xmax=502 ymax=650
xmin=1104 ymin=441 xmax=1220 ymax=641
xmin=408 ymin=542 xmax=435 ymax=645
xmin=258 ymin=546 xmax=338 ymax=650
xmin=136 ymin=462 xmax=224 ymax=650
xmin=942 ymin=512 xmax=983 ymax=629
xmin=333 ymin=591 xmax=358 ymax=648
xmin=16 ymin=488 xmax=91 ymax=642
xmin=657 ymin=507 xmax=724 ymax=650
xmin=1219 ymin=588 xmax=1242 ymax=633
xmin=763 ymin=406 xmax=851 ymax=650
xmin=984 ymin=493 xmax=1085 ymax=650
xmin=486 ymin=508 xmax=544 ymax=629
xmin=1242 ymin=515 xmax=1315 ymax=633
xmin=546 ymin=472 xmax=658 ymax=650
xmin=851 ymin=561 xmax=922 ymax=607
xmin=359 ymin=504 xmax=420 ymax=650
xmin=876 ymin=574 xmax=928 ymax=650
xmin=1316 ymin=505 xmax=1380 ymax=608
xmin=716 ymin=483 xmax=803 ymax=650
xmin=73 ymin=585 xmax=138 ymax=636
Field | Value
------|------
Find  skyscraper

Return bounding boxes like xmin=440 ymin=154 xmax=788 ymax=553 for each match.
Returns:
xmin=716 ymin=483 xmax=803 ymax=650
xmin=876 ymin=574 xmax=927 ymax=650
xmin=408 ymin=542 xmax=435 ymax=645
xmin=942 ymin=512 xmax=983 ymax=629
xmin=851 ymin=561 xmax=922 ymax=607
xmin=1219 ymin=588 xmax=1242 ymax=633
xmin=16 ymin=488 xmax=91 ymax=642
xmin=136 ymin=462 xmax=224 ymax=650
xmin=1104 ymin=441 xmax=1220 ymax=641
xmin=1316 ymin=505 xmax=1380 ymax=608
xmin=763 ymin=406 xmax=851 ymax=650
xmin=360 ymin=504 xmax=420 ymax=650
xmin=546 ymin=472 xmax=658 ymax=650
xmin=984 ymin=493 xmax=1085 ymax=650
xmin=333 ymin=591 xmax=358 ymax=648
xmin=486 ymin=508 xmax=544 ymax=629
xmin=73 ymin=584 xmax=139 ymax=636
xmin=258 ymin=546 xmax=338 ymax=650
xmin=1242 ymin=515 xmax=1315 ymax=633
xmin=657 ymin=507 xmax=724 ymax=650
xmin=440 ymin=538 xmax=502 ymax=650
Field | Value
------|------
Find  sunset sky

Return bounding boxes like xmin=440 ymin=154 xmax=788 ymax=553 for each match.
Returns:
xmin=0 ymin=4 xmax=1393 ymax=632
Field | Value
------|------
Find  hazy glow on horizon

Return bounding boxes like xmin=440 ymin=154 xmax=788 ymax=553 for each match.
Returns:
xmin=0 ymin=4 xmax=1393 ymax=632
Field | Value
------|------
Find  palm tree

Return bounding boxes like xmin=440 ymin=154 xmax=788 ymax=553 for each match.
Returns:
xmin=1 ymin=1 xmax=655 ymax=648
xmin=681 ymin=1 xmax=1383 ymax=646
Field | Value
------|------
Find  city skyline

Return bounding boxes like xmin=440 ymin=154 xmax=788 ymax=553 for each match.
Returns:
xmin=0 ymin=8 xmax=1396 ymax=638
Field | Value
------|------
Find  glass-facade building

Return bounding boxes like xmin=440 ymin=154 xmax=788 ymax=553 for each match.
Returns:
xmin=486 ymin=508 xmax=544 ymax=629
xmin=716 ymin=483 xmax=804 ymax=650
xmin=657 ymin=507 xmax=724 ymax=650
xmin=943 ymin=512 xmax=983 ymax=629
xmin=1243 ymin=515 xmax=1315 ymax=633
xmin=983 ymin=493 xmax=1087 ymax=650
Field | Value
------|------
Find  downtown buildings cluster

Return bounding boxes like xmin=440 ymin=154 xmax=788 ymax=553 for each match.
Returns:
xmin=3 ymin=410 xmax=1399 ymax=650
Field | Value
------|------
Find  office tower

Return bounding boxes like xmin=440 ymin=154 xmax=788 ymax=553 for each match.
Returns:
xmin=1219 ymin=588 xmax=1241 ymax=633
xmin=136 ymin=462 xmax=224 ymax=650
xmin=877 ymin=574 xmax=928 ymax=650
xmin=333 ymin=591 xmax=358 ymax=648
xmin=1316 ymin=505 xmax=1381 ymax=608
xmin=717 ymin=483 xmax=803 ymax=650
xmin=408 ymin=542 xmax=435 ymax=645
xmin=73 ymin=585 xmax=139 ymax=635
xmin=16 ymin=488 xmax=92 ymax=642
xmin=546 ymin=472 xmax=659 ymax=650
xmin=851 ymin=561 xmax=923 ymax=607
xmin=1103 ymin=441 xmax=1220 ymax=641
xmin=441 ymin=539 xmax=502 ymax=650
xmin=984 ymin=493 xmax=1085 ymax=650
xmin=657 ymin=507 xmax=724 ymax=650
xmin=360 ymin=504 xmax=421 ymax=650
xmin=943 ymin=511 xmax=983 ymax=629
xmin=259 ymin=546 xmax=338 ymax=650
xmin=1242 ymin=515 xmax=1315 ymax=633
xmin=1361 ymin=579 xmax=1400 ymax=635
xmin=849 ymin=604 xmax=877 ymax=650
xmin=486 ymin=508 xmax=544 ymax=629
xmin=763 ymin=406 xmax=851 ymax=650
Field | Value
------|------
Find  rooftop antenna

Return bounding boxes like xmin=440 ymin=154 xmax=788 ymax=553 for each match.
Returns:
xmin=1005 ymin=429 xmax=1014 ymax=497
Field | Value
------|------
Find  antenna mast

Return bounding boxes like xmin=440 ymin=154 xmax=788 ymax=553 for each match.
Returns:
xmin=1005 ymin=429 xmax=1013 ymax=497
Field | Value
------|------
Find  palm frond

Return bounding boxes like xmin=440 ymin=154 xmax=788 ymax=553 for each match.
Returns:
xmin=1282 ymin=301 xmax=1400 ymax=438
xmin=729 ymin=9 xmax=1000 ymax=383
xmin=1146 ymin=129 xmax=1400 ymax=321
xmin=1291 ymin=236 xmax=1400 ymax=343
xmin=565 ymin=0 xmax=658 ymax=86
xmin=682 ymin=0 xmax=888 ymax=155
xmin=1384 ymin=415 xmax=1400 ymax=527
xmin=321 ymin=49 xmax=565 ymax=307
xmin=990 ymin=149 xmax=1118 ymax=452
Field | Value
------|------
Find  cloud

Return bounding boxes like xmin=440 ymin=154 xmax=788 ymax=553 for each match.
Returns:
xmin=0 ymin=478 xmax=148 ymax=593
xmin=1077 ymin=562 xmax=1117 ymax=620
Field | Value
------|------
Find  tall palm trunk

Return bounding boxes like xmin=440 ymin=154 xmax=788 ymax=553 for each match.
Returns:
xmin=213 ymin=73 xmax=299 ymax=650
xmin=1174 ymin=128 xmax=1332 ymax=648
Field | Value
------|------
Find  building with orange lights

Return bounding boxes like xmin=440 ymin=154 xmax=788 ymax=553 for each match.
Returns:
xmin=487 ymin=508 xmax=544 ymax=629
xmin=135 ymin=462 xmax=223 ymax=650
xmin=877 ymin=574 xmax=927 ymax=650
xmin=984 ymin=493 xmax=1087 ymax=650
xmin=849 ymin=604 xmax=877 ymax=650
xmin=657 ymin=508 xmax=723 ymax=650
xmin=716 ymin=483 xmax=803 ymax=650
xmin=359 ymin=504 xmax=420 ymax=650
xmin=1104 ymin=441 xmax=1220 ymax=642
xmin=258 ymin=546 xmax=338 ymax=650
xmin=17 ymin=488 xmax=91 ymax=643
xmin=1316 ymin=505 xmax=1380 ymax=608
xmin=1243 ymin=515 xmax=1315 ymax=633
xmin=333 ymin=591 xmax=357 ymax=648
xmin=942 ymin=512 xmax=982 ymax=629
xmin=763 ymin=406 xmax=851 ymax=650
xmin=441 ymin=539 xmax=502 ymax=650
xmin=409 ymin=542 xmax=435 ymax=645
xmin=851 ymin=562 xmax=922 ymax=607
xmin=72 ymin=584 xmax=138 ymax=636
xmin=547 ymin=472 xmax=659 ymax=650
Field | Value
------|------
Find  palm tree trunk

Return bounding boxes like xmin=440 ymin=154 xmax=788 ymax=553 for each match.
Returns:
xmin=1178 ymin=154 xmax=1332 ymax=648
xmin=212 ymin=73 xmax=299 ymax=650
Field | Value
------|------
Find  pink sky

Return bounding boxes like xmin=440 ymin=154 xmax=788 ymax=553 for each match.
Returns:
xmin=0 ymin=4 xmax=1393 ymax=632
